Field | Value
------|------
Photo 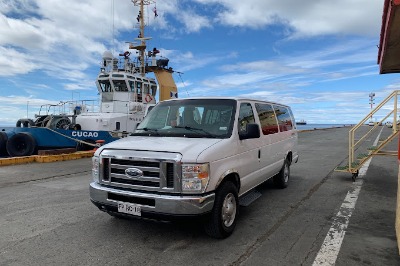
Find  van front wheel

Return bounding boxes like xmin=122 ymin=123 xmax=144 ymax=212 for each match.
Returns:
xmin=274 ymin=159 xmax=290 ymax=189
xmin=204 ymin=181 xmax=238 ymax=239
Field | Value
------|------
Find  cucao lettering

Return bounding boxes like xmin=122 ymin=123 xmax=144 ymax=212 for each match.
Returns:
xmin=72 ymin=131 xmax=99 ymax=138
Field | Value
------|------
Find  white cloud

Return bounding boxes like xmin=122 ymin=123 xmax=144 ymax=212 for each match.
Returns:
xmin=193 ymin=0 xmax=382 ymax=37
xmin=220 ymin=60 xmax=307 ymax=74
xmin=166 ymin=50 xmax=225 ymax=72
xmin=196 ymin=39 xmax=380 ymax=91
xmin=181 ymin=10 xmax=211 ymax=33
xmin=0 ymin=47 xmax=38 ymax=76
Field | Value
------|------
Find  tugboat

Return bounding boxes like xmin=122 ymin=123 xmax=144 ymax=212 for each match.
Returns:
xmin=0 ymin=0 xmax=178 ymax=157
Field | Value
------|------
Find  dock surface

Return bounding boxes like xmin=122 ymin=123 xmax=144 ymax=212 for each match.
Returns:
xmin=0 ymin=126 xmax=399 ymax=265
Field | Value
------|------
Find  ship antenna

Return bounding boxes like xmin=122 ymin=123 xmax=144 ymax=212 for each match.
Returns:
xmin=131 ymin=0 xmax=155 ymax=77
xmin=112 ymin=0 xmax=115 ymax=56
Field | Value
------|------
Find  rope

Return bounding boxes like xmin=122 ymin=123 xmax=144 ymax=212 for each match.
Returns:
xmin=178 ymin=72 xmax=190 ymax=97
xmin=44 ymin=127 xmax=98 ymax=147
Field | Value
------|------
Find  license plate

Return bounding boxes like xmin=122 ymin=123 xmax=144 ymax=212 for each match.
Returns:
xmin=117 ymin=202 xmax=141 ymax=216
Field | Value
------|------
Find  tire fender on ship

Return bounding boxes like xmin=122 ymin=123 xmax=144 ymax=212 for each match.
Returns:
xmin=16 ymin=119 xmax=35 ymax=128
xmin=0 ymin=132 xmax=8 ymax=155
xmin=6 ymin=132 xmax=37 ymax=157
xmin=73 ymin=124 xmax=82 ymax=130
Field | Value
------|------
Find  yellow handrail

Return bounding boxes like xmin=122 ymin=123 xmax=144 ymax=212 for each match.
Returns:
xmin=345 ymin=90 xmax=400 ymax=173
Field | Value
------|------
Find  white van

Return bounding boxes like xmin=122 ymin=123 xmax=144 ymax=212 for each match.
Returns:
xmin=90 ymin=97 xmax=299 ymax=238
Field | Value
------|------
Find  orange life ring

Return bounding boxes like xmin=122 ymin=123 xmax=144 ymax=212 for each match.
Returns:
xmin=145 ymin=94 xmax=153 ymax=103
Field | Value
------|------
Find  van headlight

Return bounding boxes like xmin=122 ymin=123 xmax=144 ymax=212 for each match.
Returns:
xmin=182 ymin=163 xmax=209 ymax=193
xmin=92 ymin=156 xmax=100 ymax=182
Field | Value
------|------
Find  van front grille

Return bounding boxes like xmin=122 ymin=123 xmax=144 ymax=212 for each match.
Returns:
xmin=166 ymin=163 xmax=174 ymax=188
xmin=100 ymin=152 xmax=180 ymax=192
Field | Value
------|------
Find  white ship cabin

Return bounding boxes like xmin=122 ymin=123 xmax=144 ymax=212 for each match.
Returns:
xmin=96 ymin=72 xmax=157 ymax=113
xmin=74 ymin=51 xmax=159 ymax=133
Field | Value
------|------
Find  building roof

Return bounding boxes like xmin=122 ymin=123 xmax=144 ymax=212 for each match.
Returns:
xmin=378 ymin=0 xmax=400 ymax=74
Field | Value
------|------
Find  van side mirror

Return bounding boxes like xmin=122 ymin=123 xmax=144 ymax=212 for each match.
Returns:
xmin=239 ymin=123 xmax=260 ymax=140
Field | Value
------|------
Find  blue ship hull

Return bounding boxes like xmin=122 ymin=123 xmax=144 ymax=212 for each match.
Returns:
xmin=0 ymin=127 xmax=119 ymax=157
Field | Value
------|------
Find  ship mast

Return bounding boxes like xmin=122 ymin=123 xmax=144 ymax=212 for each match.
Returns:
xmin=132 ymin=0 xmax=154 ymax=77
xmin=131 ymin=0 xmax=179 ymax=102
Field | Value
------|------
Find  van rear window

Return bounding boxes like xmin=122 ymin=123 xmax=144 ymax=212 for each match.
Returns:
xmin=255 ymin=103 xmax=279 ymax=135
xmin=273 ymin=105 xmax=294 ymax=131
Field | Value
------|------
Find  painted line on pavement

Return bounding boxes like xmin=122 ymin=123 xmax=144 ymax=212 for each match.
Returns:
xmin=312 ymin=127 xmax=383 ymax=265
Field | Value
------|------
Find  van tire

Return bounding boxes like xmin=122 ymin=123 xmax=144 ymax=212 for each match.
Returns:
xmin=274 ymin=159 xmax=290 ymax=189
xmin=204 ymin=181 xmax=238 ymax=239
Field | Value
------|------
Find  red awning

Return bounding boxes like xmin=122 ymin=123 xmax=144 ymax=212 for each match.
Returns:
xmin=378 ymin=0 xmax=400 ymax=74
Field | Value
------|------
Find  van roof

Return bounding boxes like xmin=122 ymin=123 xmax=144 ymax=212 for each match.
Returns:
xmin=163 ymin=97 xmax=290 ymax=108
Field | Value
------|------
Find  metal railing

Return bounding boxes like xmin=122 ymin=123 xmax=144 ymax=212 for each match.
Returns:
xmin=335 ymin=90 xmax=400 ymax=177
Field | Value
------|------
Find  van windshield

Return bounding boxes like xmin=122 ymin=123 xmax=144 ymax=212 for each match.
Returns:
xmin=133 ymin=99 xmax=237 ymax=138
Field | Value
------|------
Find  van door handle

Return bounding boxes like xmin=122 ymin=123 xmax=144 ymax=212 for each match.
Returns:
xmin=258 ymin=150 xmax=261 ymax=159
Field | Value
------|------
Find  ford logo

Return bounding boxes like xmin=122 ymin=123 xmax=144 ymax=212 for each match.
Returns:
xmin=125 ymin=168 xmax=143 ymax=178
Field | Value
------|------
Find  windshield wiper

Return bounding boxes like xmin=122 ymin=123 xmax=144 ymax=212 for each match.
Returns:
xmin=174 ymin=126 xmax=217 ymax=138
xmin=135 ymin=127 xmax=160 ymax=136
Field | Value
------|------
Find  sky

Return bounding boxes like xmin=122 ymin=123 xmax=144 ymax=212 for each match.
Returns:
xmin=0 ymin=0 xmax=397 ymax=125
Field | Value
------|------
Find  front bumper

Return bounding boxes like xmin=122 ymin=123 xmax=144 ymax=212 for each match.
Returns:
xmin=90 ymin=182 xmax=215 ymax=218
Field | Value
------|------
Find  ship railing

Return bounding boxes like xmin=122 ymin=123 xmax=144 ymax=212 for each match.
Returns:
xmin=335 ymin=90 xmax=400 ymax=179
xmin=36 ymin=100 xmax=99 ymax=117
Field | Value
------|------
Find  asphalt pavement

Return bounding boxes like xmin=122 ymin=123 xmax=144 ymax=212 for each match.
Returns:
xmin=0 ymin=127 xmax=399 ymax=265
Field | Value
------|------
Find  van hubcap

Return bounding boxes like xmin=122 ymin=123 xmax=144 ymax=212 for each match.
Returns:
xmin=222 ymin=193 xmax=236 ymax=227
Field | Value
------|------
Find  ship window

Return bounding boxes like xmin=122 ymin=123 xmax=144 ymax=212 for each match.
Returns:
xmin=150 ymin=85 xmax=157 ymax=96
xmin=137 ymin=81 xmax=143 ymax=101
xmin=273 ymin=105 xmax=293 ymax=132
xmin=112 ymin=74 xmax=124 ymax=78
xmin=99 ymin=80 xmax=112 ymax=92
xmin=143 ymin=83 xmax=149 ymax=94
xmin=255 ymin=103 xmax=278 ymax=135
xmin=116 ymin=122 xmax=120 ymax=131
xmin=112 ymin=80 xmax=128 ymax=91
xmin=128 ymin=80 xmax=135 ymax=92
xmin=238 ymin=103 xmax=255 ymax=133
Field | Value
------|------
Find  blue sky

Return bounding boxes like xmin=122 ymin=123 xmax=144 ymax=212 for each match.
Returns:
xmin=0 ymin=0 xmax=396 ymax=125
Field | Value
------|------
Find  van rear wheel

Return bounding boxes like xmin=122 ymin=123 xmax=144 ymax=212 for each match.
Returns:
xmin=273 ymin=159 xmax=290 ymax=189
xmin=204 ymin=181 xmax=238 ymax=239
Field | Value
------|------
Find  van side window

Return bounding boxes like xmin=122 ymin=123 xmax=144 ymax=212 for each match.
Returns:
xmin=238 ymin=103 xmax=255 ymax=133
xmin=273 ymin=105 xmax=294 ymax=132
xmin=255 ymin=103 xmax=279 ymax=135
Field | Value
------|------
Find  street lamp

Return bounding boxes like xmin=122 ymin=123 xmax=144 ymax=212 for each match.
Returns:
xmin=369 ymin=93 xmax=375 ymax=122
